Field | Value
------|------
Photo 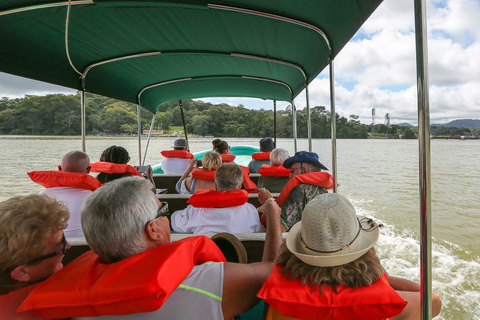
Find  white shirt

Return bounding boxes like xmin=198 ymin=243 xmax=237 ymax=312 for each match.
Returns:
xmin=40 ymin=187 xmax=92 ymax=238
xmin=161 ymin=158 xmax=191 ymax=174
xmin=171 ymin=203 xmax=263 ymax=234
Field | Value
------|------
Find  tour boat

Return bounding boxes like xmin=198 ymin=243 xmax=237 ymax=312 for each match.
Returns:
xmin=0 ymin=0 xmax=436 ymax=317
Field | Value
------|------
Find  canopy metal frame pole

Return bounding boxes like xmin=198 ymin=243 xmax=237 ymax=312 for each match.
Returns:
xmin=137 ymin=104 xmax=142 ymax=166
xmin=329 ymin=60 xmax=337 ymax=193
xmin=292 ymin=101 xmax=298 ymax=153
xmin=143 ymin=113 xmax=157 ymax=166
xmin=306 ymin=84 xmax=312 ymax=151
xmin=179 ymin=100 xmax=189 ymax=149
xmin=80 ymin=90 xmax=86 ymax=152
xmin=414 ymin=0 xmax=432 ymax=318
xmin=273 ymin=100 xmax=277 ymax=147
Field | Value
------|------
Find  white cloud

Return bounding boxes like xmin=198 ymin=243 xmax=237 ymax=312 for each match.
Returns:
xmin=1 ymin=0 xmax=479 ymax=127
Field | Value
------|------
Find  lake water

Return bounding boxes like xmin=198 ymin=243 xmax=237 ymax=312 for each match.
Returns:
xmin=0 ymin=135 xmax=478 ymax=319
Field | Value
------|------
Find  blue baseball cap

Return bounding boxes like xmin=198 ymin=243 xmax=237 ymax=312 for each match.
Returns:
xmin=283 ymin=151 xmax=328 ymax=171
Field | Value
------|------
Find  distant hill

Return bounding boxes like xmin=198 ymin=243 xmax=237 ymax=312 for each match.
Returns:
xmin=432 ymin=119 xmax=480 ymax=129
xmin=396 ymin=122 xmax=414 ymax=127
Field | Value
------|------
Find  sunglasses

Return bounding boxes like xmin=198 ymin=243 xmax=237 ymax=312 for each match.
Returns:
xmin=154 ymin=201 xmax=170 ymax=219
xmin=27 ymin=233 xmax=68 ymax=265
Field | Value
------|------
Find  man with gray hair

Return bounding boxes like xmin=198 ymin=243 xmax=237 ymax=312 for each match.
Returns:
xmin=18 ymin=176 xmax=283 ymax=320
xmin=171 ymin=163 xmax=263 ymax=234
xmin=160 ymin=138 xmax=194 ymax=174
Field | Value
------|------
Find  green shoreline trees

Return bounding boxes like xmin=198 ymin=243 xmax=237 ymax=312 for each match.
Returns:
xmin=1 ymin=93 xmax=469 ymax=138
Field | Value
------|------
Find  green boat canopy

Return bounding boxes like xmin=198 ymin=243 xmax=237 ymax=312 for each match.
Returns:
xmin=0 ymin=0 xmax=383 ymax=113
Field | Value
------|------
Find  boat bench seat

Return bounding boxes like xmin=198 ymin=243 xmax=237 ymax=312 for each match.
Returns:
xmin=157 ymin=192 xmax=280 ymax=213
xmin=65 ymin=232 xmax=287 ymax=266
xmin=152 ymin=173 xmax=261 ymax=194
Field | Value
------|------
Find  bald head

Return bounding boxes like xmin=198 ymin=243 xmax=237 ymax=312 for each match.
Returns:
xmin=59 ymin=151 xmax=91 ymax=173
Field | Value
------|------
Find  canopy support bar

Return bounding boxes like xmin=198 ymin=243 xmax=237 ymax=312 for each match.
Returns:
xmin=292 ymin=101 xmax=298 ymax=153
xmin=273 ymin=100 xmax=277 ymax=147
xmin=306 ymin=84 xmax=312 ymax=152
xmin=80 ymin=89 xmax=86 ymax=152
xmin=414 ymin=0 xmax=432 ymax=318
xmin=329 ymin=60 xmax=337 ymax=193
xmin=143 ymin=113 xmax=157 ymax=166
xmin=137 ymin=104 xmax=142 ymax=166
xmin=179 ymin=101 xmax=189 ymax=149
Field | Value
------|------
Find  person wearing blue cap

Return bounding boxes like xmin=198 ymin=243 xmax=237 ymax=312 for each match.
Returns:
xmin=258 ymin=151 xmax=334 ymax=231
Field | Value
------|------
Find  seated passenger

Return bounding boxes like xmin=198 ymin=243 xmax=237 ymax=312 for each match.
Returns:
xmin=258 ymin=151 xmax=334 ymax=231
xmin=213 ymin=139 xmax=236 ymax=163
xmin=29 ymin=150 xmax=99 ymax=238
xmin=257 ymin=148 xmax=290 ymax=193
xmin=171 ymin=163 xmax=263 ymax=234
xmin=18 ymin=177 xmax=283 ymax=320
xmin=0 ymin=194 xmax=69 ymax=319
xmin=94 ymin=145 xmax=141 ymax=183
xmin=176 ymin=151 xmax=222 ymax=194
xmin=161 ymin=138 xmax=194 ymax=174
xmin=258 ymin=193 xmax=442 ymax=320
xmin=248 ymin=137 xmax=275 ymax=173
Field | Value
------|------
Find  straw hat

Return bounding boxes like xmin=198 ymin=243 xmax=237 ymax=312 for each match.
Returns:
xmin=286 ymin=193 xmax=380 ymax=267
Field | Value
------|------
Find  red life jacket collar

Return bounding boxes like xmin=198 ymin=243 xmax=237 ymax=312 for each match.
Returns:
xmin=90 ymin=162 xmax=142 ymax=177
xmin=276 ymin=172 xmax=334 ymax=206
xmin=251 ymin=151 xmax=271 ymax=160
xmin=19 ymin=236 xmax=225 ymax=318
xmin=221 ymin=153 xmax=236 ymax=162
xmin=187 ymin=189 xmax=248 ymax=208
xmin=28 ymin=171 xmax=102 ymax=191
xmin=239 ymin=165 xmax=257 ymax=193
xmin=257 ymin=264 xmax=407 ymax=320
xmin=257 ymin=165 xmax=291 ymax=177
xmin=0 ymin=284 xmax=41 ymax=320
xmin=161 ymin=150 xmax=194 ymax=159
xmin=192 ymin=168 xmax=216 ymax=181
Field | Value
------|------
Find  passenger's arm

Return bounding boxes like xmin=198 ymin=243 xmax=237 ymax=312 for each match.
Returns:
xmin=221 ymin=201 xmax=282 ymax=319
xmin=177 ymin=159 xmax=196 ymax=184
xmin=389 ymin=276 xmax=442 ymax=319
xmin=391 ymin=291 xmax=442 ymax=320
xmin=257 ymin=188 xmax=273 ymax=205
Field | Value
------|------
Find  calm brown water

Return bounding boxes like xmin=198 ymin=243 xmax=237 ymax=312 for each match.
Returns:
xmin=0 ymin=136 xmax=478 ymax=319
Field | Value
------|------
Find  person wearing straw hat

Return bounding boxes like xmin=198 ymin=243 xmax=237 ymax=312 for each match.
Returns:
xmin=258 ymin=193 xmax=442 ymax=320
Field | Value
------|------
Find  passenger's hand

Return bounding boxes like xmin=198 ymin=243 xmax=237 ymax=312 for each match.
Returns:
xmin=185 ymin=159 xmax=197 ymax=175
xmin=257 ymin=188 xmax=273 ymax=205
xmin=144 ymin=165 xmax=156 ymax=193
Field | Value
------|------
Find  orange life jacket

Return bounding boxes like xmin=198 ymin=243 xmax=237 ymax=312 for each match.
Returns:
xmin=28 ymin=171 xmax=102 ymax=191
xmin=187 ymin=189 xmax=249 ymax=208
xmin=19 ymin=236 xmax=225 ymax=318
xmin=257 ymin=265 xmax=407 ymax=320
xmin=221 ymin=153 xmax=236 ymax=162
xmin=192 ymin=168 xmax=216 ymax=181
xmin=258 ymin=165 xmax=291 ymax=177
xmin=276 ymin=172 xmax=335 ymax=206
xmin=160 ymin=150 xmax=194 ymax=159
xmin=240 ymin=165 xmax=257 ymax=193
xmin=251 ymin=151 xmax=271 ymax=160
xmin=0 ymin=284 xmax=44 ymax=320
xmin=90 ymin=161 xmax=142 ymax=177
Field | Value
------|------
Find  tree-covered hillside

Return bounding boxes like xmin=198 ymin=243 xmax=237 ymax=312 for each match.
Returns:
xmin=0 ymin=93 xmax=434 ymax=139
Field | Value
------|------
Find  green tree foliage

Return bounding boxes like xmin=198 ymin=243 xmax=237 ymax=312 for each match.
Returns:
xmin=1 ymin=93 xmax=467 ymax=139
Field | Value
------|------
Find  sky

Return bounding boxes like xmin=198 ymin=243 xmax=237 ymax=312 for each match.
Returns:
xmin=1 ymin=0 xmax=479 ymax=126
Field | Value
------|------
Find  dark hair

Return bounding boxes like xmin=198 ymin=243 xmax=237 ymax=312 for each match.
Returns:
xmin=214 ymin=141 xmax=230 ymax=154
xmin=97 ymin=145 xmax=132 ymax=184
xmin=212 ymin=138 xmax=222 ymax=150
